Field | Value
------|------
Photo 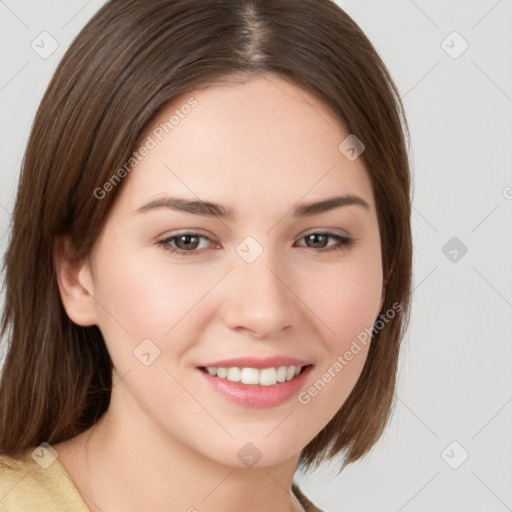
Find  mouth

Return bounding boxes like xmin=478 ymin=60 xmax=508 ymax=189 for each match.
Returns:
xmin=196 ymin=359 xmax=313 ymax=408
xmin=199 ymin=364 xmax=310 ymax=386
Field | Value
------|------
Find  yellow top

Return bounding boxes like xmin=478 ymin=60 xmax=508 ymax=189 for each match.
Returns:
xmin=0 ymin=449 xmax=88 ymax=511
xmin=0 ymin=449 xmax=323 ymax=512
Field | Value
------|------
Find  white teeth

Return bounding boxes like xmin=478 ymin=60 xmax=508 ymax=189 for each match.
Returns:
xmin=205 ymin=365 xmax=304 ymax=385
xmin=240 ymin=367 xmax=260 ymax=385
xmin=226 ymin=367 xmax=241 ymax=382
xmin=276 ymin=366 xmax=287 ymax=383
xmin=259 ymin=368 xmax=277 ymax=386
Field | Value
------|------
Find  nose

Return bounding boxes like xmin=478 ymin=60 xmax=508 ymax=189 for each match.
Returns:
xmin=220 ymin=253 xmax=295 ymax=340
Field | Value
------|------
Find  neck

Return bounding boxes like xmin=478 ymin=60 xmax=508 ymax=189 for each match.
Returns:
xmin=74 ymin=389 xmax=304 ymax=512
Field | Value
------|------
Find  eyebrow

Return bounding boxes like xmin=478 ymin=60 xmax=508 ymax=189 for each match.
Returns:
xmin=134 ymin=194 xmax=370 ymax=219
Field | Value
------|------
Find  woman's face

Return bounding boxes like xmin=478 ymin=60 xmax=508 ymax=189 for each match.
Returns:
xmin=80 ymin=74 xmax=383 ymax=468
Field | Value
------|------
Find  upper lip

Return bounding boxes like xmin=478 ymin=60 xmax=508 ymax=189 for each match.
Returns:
xmin=198 ymin=356 xmax=312 ymax=369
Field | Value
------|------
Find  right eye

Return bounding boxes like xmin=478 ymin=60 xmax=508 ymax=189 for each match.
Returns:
xmin=157 ymin=233 xmax=215 ymax=256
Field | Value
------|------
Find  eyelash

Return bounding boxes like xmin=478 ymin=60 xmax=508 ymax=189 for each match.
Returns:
xmin=156 ymin=232 xmax=354 ymax=257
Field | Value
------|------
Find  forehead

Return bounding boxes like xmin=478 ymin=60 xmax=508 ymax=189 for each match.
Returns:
xmin=114 ymin=74 xmax=375 ymax=217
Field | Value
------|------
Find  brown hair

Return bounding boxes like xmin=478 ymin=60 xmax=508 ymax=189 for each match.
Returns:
xmin=0 ymin=0 xmax=412 ymax=470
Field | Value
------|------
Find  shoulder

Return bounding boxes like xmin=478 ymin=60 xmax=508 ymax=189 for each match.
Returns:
xmin=0 ymin=448 xmax=88 ymax=511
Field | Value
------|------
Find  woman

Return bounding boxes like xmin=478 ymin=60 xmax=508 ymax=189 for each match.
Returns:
xmin=0 ymin=0 xmax=412 ymax=510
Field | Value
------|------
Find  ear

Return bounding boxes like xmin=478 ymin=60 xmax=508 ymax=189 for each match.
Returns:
xmin=53 ymin=236 xmax=98 ymax=327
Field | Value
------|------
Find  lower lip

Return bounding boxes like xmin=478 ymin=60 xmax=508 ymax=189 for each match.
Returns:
xmin=198 ymin=366 xmax=313 ymax=408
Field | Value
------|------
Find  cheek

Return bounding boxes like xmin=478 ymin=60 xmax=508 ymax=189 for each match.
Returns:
xmin=290 ymin=257 xmax=382 ymax=434
xmin=299 ymin=252 xmax=383 ymax=351
xmin=91 ymin=249 xmax=225 ymax=360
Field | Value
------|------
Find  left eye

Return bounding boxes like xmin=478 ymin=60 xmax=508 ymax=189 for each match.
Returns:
xmin=294 ymin=233 xmax=353 ymax=251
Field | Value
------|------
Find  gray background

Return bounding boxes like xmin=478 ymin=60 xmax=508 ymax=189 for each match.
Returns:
xmin=1 ymin=1 xmax=511 ymax=511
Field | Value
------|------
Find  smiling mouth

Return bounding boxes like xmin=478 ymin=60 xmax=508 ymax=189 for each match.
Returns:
xmin=199 ymin=365 xmax=311 ymax=386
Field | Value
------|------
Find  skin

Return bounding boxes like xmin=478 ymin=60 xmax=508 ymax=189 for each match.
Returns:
xmin=53 ymin=73 xmax=383 ymax=512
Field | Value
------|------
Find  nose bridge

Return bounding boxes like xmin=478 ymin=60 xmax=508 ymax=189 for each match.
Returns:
xmin=222 ymin=240 xmax=294 ymax=337
xmin=236 ymin=251 xmax=285 ymax=298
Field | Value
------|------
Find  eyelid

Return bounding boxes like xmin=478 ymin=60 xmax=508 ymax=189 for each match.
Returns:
xmin=300 ymin=226 xmax=353 ymax=238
